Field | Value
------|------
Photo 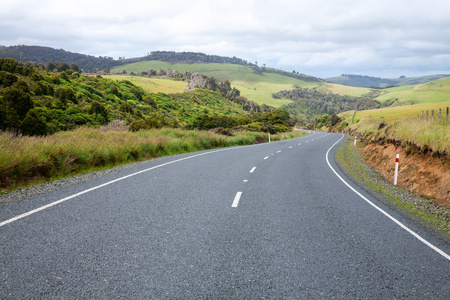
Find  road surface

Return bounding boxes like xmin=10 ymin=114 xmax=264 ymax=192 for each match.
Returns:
xmin=1 ymin=132 xmax=449 ymax=298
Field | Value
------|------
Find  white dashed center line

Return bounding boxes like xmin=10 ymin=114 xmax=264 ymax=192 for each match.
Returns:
xmin=232 ymin=192 xmax=242 ymax=208
xmin=250 ymin=167 xmax=256 ymax=173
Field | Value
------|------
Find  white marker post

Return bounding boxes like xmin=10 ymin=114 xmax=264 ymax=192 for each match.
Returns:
xmin=394 ymin=154 xmax=399 ymax=185
xmin=354 ymin=136 xmax=357 ymax=145
xmin=268 ymin=133 xmax=271 ymax=143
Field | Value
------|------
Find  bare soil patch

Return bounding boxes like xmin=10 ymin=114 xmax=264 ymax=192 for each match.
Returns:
xmin=361 ymin=142 xmax=450 ymax=209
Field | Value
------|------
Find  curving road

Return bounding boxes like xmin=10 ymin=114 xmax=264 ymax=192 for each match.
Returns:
xmin=1 ymin=132 xmax=449 ymax=298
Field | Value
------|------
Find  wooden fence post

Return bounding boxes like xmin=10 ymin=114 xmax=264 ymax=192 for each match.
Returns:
xmin=438 ymin=108 xmax=441 ymax=117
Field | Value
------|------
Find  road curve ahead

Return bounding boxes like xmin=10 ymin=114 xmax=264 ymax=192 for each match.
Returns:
xmin=1 ymin=132 xmax=449 ymax=298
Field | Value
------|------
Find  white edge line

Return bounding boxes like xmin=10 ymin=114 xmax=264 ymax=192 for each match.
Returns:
xmin=0 ymin=147 xmax=233 ymax=228
xmin=264 ymin=156 xmax=269 ymax=160
xmin=326 ymin=134 xmax=450 ymax=261
xmin=232 ymin=192 xmax=243 ymax=208
xmin=250 ymin=167 xmax=256 ymax=173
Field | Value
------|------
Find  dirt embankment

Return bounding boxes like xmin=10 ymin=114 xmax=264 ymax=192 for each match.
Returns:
xmin=360 ymin=142 xmax=450 ymax=209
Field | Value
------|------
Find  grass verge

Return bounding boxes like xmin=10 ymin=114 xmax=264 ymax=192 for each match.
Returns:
xmin=0 ymin=127 xmax=306 ymax=193
xmin=335 ymin=136 xmax=449 ymax=235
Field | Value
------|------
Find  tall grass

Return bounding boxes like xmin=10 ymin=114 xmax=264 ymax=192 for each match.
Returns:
xmin=0 ymin=127 xmax=305 ymax=192
xmin=383 ymin=118 xmax=450 ymax=154
xmin=350 ymin=117 xmax=450 ymax=155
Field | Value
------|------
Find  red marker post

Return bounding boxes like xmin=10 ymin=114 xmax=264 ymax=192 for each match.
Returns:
xmin=354 ymin=136 xmax=357 ymax=145
xmin=394 ymin=154 xmax=399 ymax=185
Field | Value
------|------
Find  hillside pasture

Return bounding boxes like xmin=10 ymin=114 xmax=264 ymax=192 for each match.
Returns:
xmin=112 ymin=61 xmax=320 ymax=107
xmin=317 ymin=82 xmax=370 ymax=97
xmin=348 ymin=102 xmax=450 ymax=124
xmin=375 ymin=77 xmax=450 ymax=104
xmin=103 ymin=75 xmax=187 ymax=93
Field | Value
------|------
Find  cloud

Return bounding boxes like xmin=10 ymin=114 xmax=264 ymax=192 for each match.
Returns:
xmin=1 ymin=0 xmax=449 ymax=77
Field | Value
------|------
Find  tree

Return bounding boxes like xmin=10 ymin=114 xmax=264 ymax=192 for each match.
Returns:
xmin=3 ymin=82 xmax=34 ymax=119
xmin=55 ymin=86 xmax=76 ymax=104
xmin=70 ymin=63 xmax=80 ymax=72
xmin=0 ymin=71 xmax=18 ymax=87
xmin=89 ymin=101 xmax=108 ymax=124
xmin=21 ymin=109 xmax=48 ymax=136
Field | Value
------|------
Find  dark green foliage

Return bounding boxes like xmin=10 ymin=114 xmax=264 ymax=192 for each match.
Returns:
xmin=191 ymin=115 xmax=237 ymax=130
xmin=277 ymin=86 xmax=381 ymax=121
xmin=89 ymin=101 xmax=108 ymax=124
xmin=55 ymin=86 xmax=76 ymax=104
xmin=0 ymin=71 xmax=18 ymax=87
xmin=119 ymin=102 xmax=134 ymax=113
xmin=309 ymin=113 xmax=341 ymax=130
xmin=0 ymin=45 xmax=119 ymax=72
xmin=21 ymin=109 xmax=48 ymax=136
xmin=0 ymin=58 xmax=22 ymax=73
xmin=3 ymin=82 xmax=33 ymax=119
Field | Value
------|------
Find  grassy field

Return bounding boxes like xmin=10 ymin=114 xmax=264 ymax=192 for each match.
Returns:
xmin=348 ymin=102 xmax=450 ymax=123
xmin=111 ymin=61 xmax=320 ymax=107
xmin=316 ymin=82 xmax=370 ymax=97
xmin=0 ymin=127 xmax=306 ymax=193
xmin=103 ymin=75 xmax=188 ymax=93
xmin=375 ymin=77 xmax=450 ymax=104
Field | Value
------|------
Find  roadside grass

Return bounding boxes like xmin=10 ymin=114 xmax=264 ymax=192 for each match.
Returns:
xmin=111 ymin=61 xmax=320 ymax=107
xmin=347 ymin=115 xmax=450 ymax=155
xmin=0 ymin=128 xmax=306 ymax=193
xmin=336 ymin=136 xmax=449 ymax=234
xmin=103 ymin=75 xmax=188 ymax=93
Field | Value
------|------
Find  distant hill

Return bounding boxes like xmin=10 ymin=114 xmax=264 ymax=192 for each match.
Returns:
xmin=0 ymin=45 xmax=121 ymax=72
xmin=325 ymin=74 xmax=450 ymax=88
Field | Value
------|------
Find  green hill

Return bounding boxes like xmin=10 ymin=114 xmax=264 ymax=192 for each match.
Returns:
xmin=111 ymin=61 xmax=322 ymax=108
xmin=325 ymin=74 xmax=450 ymax=88
xmin=373 ymin=77 xmax=450 ymax=105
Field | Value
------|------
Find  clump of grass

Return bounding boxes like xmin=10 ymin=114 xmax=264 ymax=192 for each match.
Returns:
xmin=0 ymin=127 xmax=306 ymax=192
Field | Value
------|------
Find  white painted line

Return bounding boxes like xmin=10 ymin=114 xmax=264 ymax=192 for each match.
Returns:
xmin=326 ymin=135 xmax=450 ymax=261
xmin=232 ymin=192 xmax=242 ymax=208
xmin=250 ymin=167 xmax=256 ymax=173
xmin=243 ymin=179 xmax=248 ymax=183
xmin=264 ymin=156 xmax=269 ymax=160
xmin=298 ymin=143 xmax=302 ymax=145
xmin=0 ymin=147 xmax=237 ymax=228
xmin=289 ymin=146 xmax=293 ymax=149
xmin=277 ymin=150 xmax=282 ymax=153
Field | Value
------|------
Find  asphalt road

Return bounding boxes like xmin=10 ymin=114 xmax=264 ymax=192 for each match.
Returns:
xmin=1 ymin=132 xmax=449 ymax=298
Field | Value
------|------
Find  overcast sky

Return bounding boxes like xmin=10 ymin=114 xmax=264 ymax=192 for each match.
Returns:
xmin=1 ymin=0 xmax=449 ymax=78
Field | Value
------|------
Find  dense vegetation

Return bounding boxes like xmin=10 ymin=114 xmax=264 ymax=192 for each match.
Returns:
xmin=0 ymin=58 xmax=293 ymax=136
xmin=0 ymin=45 xmax=119 ymax=72
xmin=277 ymin=86 xmax=382 ymax=121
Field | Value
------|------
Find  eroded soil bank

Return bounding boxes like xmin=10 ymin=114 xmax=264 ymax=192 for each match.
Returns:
xmin=360 ymin=142 xmax=450 ymax=209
